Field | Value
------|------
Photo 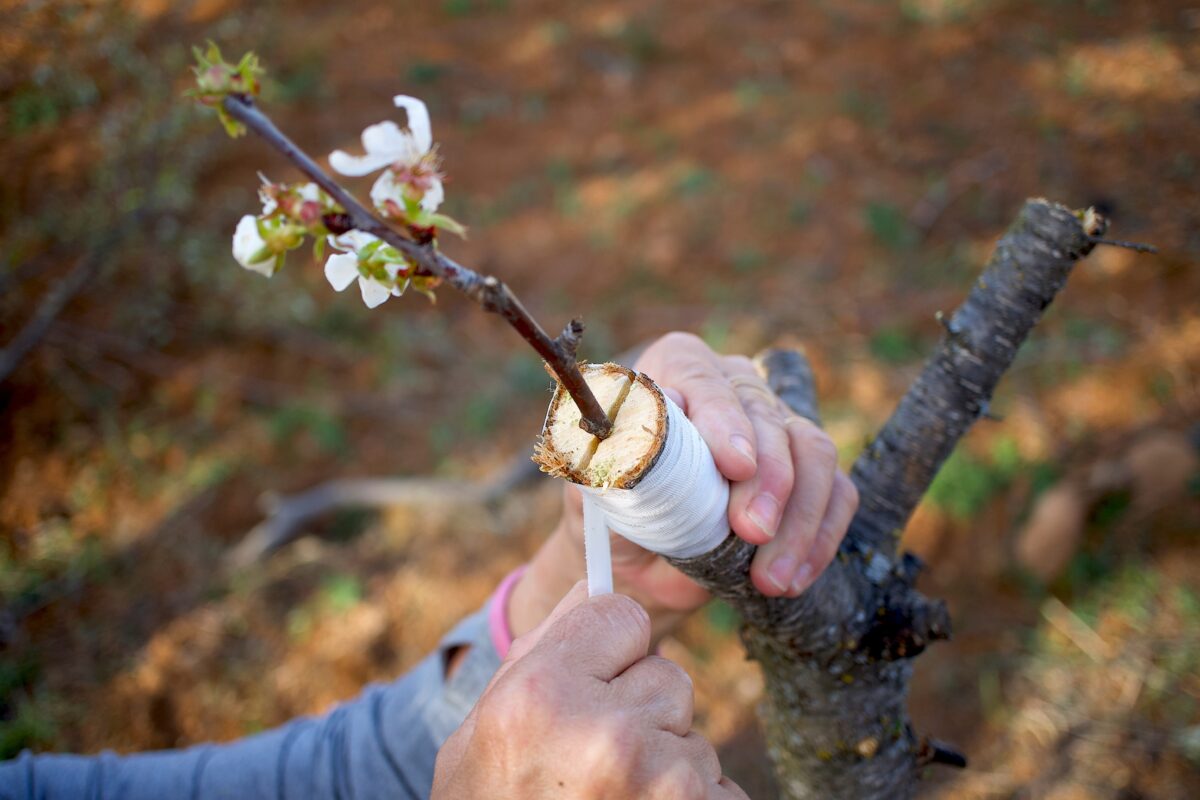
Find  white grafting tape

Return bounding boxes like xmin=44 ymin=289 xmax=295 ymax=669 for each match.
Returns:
xmin=580 ymin=395 xmax=730 ymax=596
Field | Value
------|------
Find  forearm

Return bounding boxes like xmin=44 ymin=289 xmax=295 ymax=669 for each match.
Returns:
xmin=0 ymin=608 xmax=501 ymax=800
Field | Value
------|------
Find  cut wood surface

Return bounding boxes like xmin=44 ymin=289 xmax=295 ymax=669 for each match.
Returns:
xmin=534 ymin=363 xmax=668 ymax=489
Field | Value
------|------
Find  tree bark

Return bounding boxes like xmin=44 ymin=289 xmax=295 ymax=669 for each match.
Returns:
xmin=670 ymin=199 xmax=1105 ymax=799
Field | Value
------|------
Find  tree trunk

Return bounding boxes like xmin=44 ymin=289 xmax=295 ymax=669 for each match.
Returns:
xmin=669 ymin=199 xmax=1105 ymax=798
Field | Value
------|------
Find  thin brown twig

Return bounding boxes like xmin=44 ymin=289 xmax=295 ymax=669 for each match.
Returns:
xmin=220 ymin=94 xmax=613 ymax=438
xmin=0 ymin=222 xmax=134 ymax=384
xmin=1086 ymin=236 xmax=1158 ymax=254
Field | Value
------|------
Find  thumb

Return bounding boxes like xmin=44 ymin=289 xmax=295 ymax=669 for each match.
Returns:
xmin=534 ymin=591 xmax=651 ymax=681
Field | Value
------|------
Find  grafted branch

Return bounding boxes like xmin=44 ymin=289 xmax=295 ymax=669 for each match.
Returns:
xmin=219 ymin=95 xmax=612 ymax=439
xmin=670 ymin=199 xmax=1112 ymax=799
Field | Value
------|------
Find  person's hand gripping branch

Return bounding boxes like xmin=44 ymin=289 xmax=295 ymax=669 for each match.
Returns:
xmin=510 ymin=332 xmax=859 ymax=644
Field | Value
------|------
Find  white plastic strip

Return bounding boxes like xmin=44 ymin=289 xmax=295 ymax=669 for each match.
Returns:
xmin=579 ymin=395 xmax=730 ymax=595
xmin=582 ymin=495 xmax=614 ymax=597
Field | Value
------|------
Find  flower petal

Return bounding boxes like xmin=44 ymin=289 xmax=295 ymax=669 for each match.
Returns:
xmin=358 ymin=276 xmax=392 ymax=308
xmin=329 ymin=148 xmax=397 ymax=177
xmin=324 ymin=253 xmax=359 ymax=291
xmin=330 ymin=121 xmax=410 ymax=176
xmin=361 ymin=121 xmax=410 ymax=158
xmin=244 ymin=258 xmax=276 ymax=278
xmin=393 ymin=95 xmax=432 ymax=153
xmin=419 ymin=177 xmax=445 ymax=213
xmin=233 ymin=214 xmax=274 ymax=276
xmin=232 ymin=214 xmax=262 ymax=260
xmin=332 ymin=230 xmax=380 ymax=252
xmin=369 ymin=170 xmax=400 ymax=212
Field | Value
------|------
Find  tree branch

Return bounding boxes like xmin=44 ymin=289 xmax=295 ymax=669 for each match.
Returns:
xmin=0 ymin=222 xmax=134 ymax=384
xmin=757 ymin=347 xmax=821 ymax=426
xmin=848 ymin=199 xmax=1104 ymax=557
xmin=668 ymin=199 xmax=1115 ymax=799
xmin=219 ymin=94 xmax=612 ymax=439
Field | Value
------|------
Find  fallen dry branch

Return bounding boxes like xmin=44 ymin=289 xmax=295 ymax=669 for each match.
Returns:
xmin=224 ymin=457 xmax=542 ymax=569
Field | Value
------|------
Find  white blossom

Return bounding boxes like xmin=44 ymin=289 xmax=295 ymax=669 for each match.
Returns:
xmin=370 ymin=168 xmax=444 ymax=214
xmin=232 ymin=214 xmax=275 ymax=276
xmin=324 ymin=230 xmax=407 ymax=309
xmin=329 ymin=95 xmax=443 ymax=214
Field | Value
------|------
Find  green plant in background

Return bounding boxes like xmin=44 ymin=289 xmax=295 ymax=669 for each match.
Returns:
xmin=266 ymin=402 xmax=348 ymax=456
xmin=869 ymin=325 xmax=926 ymax=364
xmin=705 ymin=599 xmax=740 ymax=635
xmin=320 ymin=573 xmax=365 ymax=612
xmin=863 ymin=201 xmax=918 ymax=251
xmin=926 ymin=437 xmax=1027 ymax=520
xmin=287 ymin=573 xmax=365 ymax=641
xmin=405 ymin=61 xmax=448 ymax=86
xmin=0 ymin=695 xmax=58 ymax=761
xmin=674 ymin=165 xmax=717 ymax=197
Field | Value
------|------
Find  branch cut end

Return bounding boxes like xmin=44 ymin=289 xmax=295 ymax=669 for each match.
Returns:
xmin=533 ymin=363 xmax=668 ymax=488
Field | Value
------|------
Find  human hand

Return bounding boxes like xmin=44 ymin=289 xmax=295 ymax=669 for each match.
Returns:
xmin=622 ymin=332 xmax=859 ymax=601
xmin=515 ymin=332 xmax=859 ymax=636
xmin=432 ymin=582 xmax=749 ymax=799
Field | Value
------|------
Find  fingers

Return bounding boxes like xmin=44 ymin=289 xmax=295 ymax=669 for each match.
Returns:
xmin=721 ymin=356 xmax=794 ymax=544
xmin=645 ymin=731 xmax=723 ymax=799
xmin=637 ymin=333 xmax=758 ymax=482
xmin=534 ymin=591 xmax=652 ymax=681
xmin=715 ymin=775 xmax=752 ymax=800
xmin=633 ymin=332 xmax=859 ymax=603
xmin=751 ymin=417 xmax=839 ymax=596
xmin=807 ymin=472 xmax=859 ymax=580
xmin=612 ymin=655 xmax=694 ymax=736
xmin=678 ymin=731 xmax=723 ymax=784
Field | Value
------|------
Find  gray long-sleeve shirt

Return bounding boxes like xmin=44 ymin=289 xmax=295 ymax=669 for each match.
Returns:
xmin=0 ymin=605 xmax=499 ymax=800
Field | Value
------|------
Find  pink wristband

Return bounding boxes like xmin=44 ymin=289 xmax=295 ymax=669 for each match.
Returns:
xmin=487 ymin=565 xmax=528 ymax=660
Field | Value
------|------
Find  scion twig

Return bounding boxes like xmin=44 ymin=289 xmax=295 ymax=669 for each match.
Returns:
xmin=219 ymin=94 xmax=613 ymax=439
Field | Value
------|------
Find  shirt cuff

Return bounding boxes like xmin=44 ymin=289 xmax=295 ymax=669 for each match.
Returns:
xmin=487 ymin=565 xmax=528 ymax=660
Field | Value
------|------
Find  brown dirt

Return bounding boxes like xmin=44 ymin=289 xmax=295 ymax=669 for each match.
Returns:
xmin=2 ymin=0 xmax=1198 ymax=797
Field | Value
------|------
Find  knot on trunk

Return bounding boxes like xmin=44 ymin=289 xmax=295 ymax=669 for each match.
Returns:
xmin=858 ymin=584 xmax=951 ymax=662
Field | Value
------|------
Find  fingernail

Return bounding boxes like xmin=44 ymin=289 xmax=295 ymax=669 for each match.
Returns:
xmin=766 ymin=553 xmax=798 ymax=592
xmin=788 ymin=563 xmax=814 ymax=595
xmin=729 ymin=434 xmax=756 ymax=467
xmin=747 ymin=493 xmax=780 ymax=539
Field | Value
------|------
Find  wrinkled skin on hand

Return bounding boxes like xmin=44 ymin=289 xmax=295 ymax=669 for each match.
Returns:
xmin=432 ymin=583 xmax=749 ymax=800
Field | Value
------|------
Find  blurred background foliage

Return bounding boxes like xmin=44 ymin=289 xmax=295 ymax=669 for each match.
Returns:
xmin=1 ymin=0 xmax=1197 ymax=796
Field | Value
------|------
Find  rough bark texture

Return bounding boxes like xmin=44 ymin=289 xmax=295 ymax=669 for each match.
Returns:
xmin=670 ymin=200 xmax=1103 ymax=799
